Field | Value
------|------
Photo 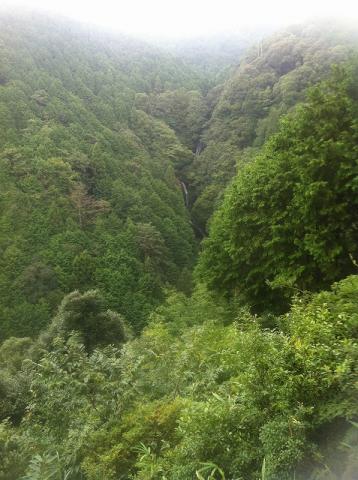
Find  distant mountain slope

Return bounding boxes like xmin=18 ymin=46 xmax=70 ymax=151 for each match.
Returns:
xmin=150 ymin=30 xmax=271 ymax=81
xmin=189 ymin=22 xmax=358 ymax=233
xmin=0 ymin=12 xmax=206 ymax=338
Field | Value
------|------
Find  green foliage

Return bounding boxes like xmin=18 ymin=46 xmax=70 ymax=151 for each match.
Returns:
xmin=0 ymin=274 xmax=357 ymax=479
xmin=196 ymin=463 xmax=226 ymax=480
xmin=36 ymin=290 xmax=131 ymax=353
xmin=0 ymin=337 xmax=32 ymax=422
xmin=190 ymin=23 xmax=358 ymax=230
xmin=0 ymin=12 xmax=357 ymax=480
xmin=135 ymin=88 xmax=208 ymax=150
xmin=0 ymin=421 xmax=27 ymax=480
xmin=0 ymin=337 xmax=32 ymax=372
xmin=198 ymin=62 xmax=358 ymax=312
xmin=77 ymin=277 xmax=357 ymax=479
xmin=21 ymin=452 xmax=72 ymax=480
xmin=0 ymin=12 xmax=198 ymax=339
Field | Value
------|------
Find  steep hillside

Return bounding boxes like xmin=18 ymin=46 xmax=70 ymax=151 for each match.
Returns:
xmin=198 ymin=60 xmax=358 ymax=312
xmin=0 ymin=13 xmax=357 ymax=480
xmin=0 ymin=12 xmax=209 ymax=338
xmin=189 ymin=22 xmax=358 ymax=232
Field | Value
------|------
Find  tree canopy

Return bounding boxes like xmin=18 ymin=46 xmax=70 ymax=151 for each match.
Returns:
xmin=0 ymin=12 xmax=357 ymax=480
xmin=198 ymin=62 xmax=358 ymax=312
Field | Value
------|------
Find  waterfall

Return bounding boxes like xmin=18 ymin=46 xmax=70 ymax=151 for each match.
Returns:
xmin=180 ymin=181 xmax=189 ymax=207
xmin=195 ymin=141 xmax=204 ymax=156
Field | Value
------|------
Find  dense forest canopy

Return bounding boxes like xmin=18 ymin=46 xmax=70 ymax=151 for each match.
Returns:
xmin=0 ymin=12 xmax=205 ymax=338
xmin=188 ymin=22 xmax=358 ymax=233
xmin=197 ymin=62 xmax=358 ymax=313
xmin=0 ymin=10 xmax=357 ymax=480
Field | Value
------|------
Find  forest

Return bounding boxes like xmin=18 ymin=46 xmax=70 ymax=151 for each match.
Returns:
xmin=0 ymin=10 xmax=357 ymax=480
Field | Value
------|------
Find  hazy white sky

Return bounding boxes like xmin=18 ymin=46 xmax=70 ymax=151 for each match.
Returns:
xmin=3 ymin=0 xmax=358 ymax=37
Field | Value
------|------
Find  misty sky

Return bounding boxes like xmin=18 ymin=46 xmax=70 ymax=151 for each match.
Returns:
xmin=3 ymin=0 xmax=358 ymax=37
